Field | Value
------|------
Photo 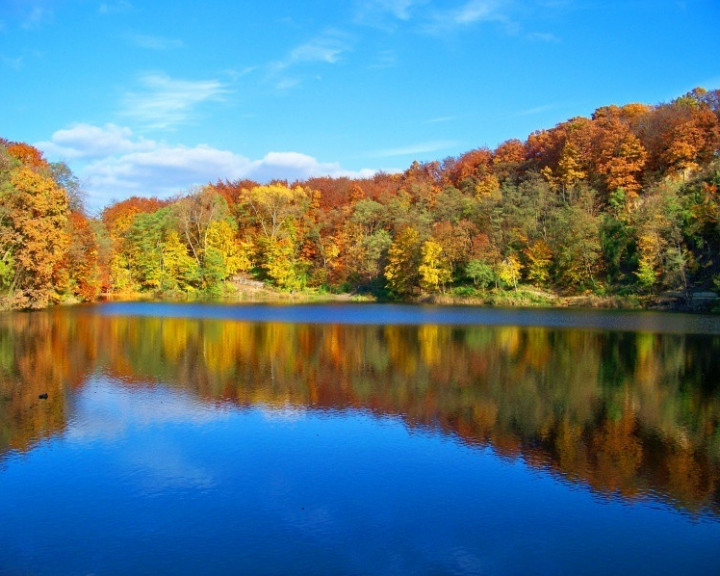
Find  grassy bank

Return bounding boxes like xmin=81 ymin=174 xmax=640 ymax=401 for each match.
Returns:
xmin=4 ymin=282 xmax=718 ymax=313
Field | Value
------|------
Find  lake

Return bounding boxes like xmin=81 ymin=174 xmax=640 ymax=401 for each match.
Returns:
xmin=1 ymin=303 xmax=719 ymax=575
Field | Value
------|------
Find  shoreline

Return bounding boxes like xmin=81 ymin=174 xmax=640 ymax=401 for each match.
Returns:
xmin=3 ymin=279 xmax=719 ymax=314
xmin=84 ymin=285 xmax=720 ymax=314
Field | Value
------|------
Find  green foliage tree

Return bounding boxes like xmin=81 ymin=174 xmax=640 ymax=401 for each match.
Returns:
xmin=550 ymin=197 xmax=602 ymax=289
xmin=465 ymin=259 xmax=495 ymax=289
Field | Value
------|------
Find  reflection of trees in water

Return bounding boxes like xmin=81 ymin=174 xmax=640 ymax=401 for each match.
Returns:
xmin=1 ymin=308 xmax=719 ymax=515
xmin=0 ymin=311 xmax=79 ymax=455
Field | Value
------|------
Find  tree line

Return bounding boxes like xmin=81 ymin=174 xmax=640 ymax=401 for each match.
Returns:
xmin=1 ymin=87 xmax=720 ymax=308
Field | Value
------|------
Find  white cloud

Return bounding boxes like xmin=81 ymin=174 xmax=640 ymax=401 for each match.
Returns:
xmin=80 ymin=144 xmax=253 ymax=207
xmin=38 ymin=124 xmax=378 ymax=211
xmin=37 ymin=123 xmax=155 ymax=159
xmin=121 ymin=73 xmax=229 ymax=130
xmin=247 ymin=152 xmax=376 ymax=183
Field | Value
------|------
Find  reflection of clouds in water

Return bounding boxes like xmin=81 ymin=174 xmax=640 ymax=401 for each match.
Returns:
xmin=451 ymin=547 xmax=488 ymax=575
xmin=66 ymin=376 xmax=231 ymax=443
xmin=66 ymin=376 xmax=219 ymax=492
xmin=126 ymin=443 xmax=216 ymax=493
xmin=259 ymin=403 xmax=307 ymax=423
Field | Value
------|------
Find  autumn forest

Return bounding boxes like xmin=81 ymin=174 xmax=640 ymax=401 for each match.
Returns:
xmin=2 ymin=88 xmax=720 ymax=310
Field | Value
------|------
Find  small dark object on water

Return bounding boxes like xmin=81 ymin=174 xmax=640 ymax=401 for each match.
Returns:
xmin=38 ymin=393 xmax=48 ymax=400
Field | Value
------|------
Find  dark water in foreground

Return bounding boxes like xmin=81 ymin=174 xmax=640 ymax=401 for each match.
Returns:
xmin=1 ymin=303 xmax=719 ymax=575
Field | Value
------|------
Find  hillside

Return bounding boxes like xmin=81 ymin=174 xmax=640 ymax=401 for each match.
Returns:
xmin=1 ymin=88 xmax=719 ymax=309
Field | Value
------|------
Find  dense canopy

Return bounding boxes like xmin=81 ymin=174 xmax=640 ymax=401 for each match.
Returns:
xmin=1 ymin=88 xmax=719 ymax=309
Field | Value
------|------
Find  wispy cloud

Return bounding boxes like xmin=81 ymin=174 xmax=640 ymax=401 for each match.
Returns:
xmin=289 ymin=39 xmax=346 ymax=65
xmin=128 ymin=33 xmax=184 ymax=50
xmin=426 ymin=115 xmax=457 ymax=124
xmin=424 ymin=0 xmax=516 ymax=34
xmin=273 ymin=30 xmax=352 ymax=71
xmin=368 ymin=50 xmax=397 ymax=70
xmin=527 ymin=31 xmax=560 ymax=43
xmin=354 ymin=0 xmax=425 ymax=27
xmin=99 ymin=1 xmax=134 ymax=15
xmin=21 ymin=4 xmax=51 ymax=29
xmin=223 ymin=66 xmax=257 ymax=82
xmin=368 ymin=139 xmax=457 ymax=158
xmin=38 ymin=124 xmax=378 ymax=210
xmin=268 ymin=30 xmax=352 ymax=89
xmin=515 ymin=104 xmax=556 ymax=116
xmin=1 ymin=2 xmax=53 ymax=30
xmin=454 ymin=0 xmax=506 ymax=24
xmin=275 ymin=77 xmax=302 ymax=90
xmin=121 ymin=73 xmax=229 ymax=130
xmin=1 ymin=55 xmax=24 ymax=69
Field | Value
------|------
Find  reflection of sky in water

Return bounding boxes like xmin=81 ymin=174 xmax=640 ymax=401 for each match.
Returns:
xmin=66 ymin=377 xmax=231 ymax=494
xmin=259 ymin=404 xmax=307 ymax=422
xmin=98 ymin=302 xmax=720 ymax=334
xmin=2 ymin=374 xmax=720 ymax=573
xmin=67 ymin=377 xmax=231 ymax=442
xmin=66 ymin=378 xmax=312 ymax=494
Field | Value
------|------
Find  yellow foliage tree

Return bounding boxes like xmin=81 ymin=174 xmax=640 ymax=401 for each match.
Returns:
xmin=7 ymin=167 xmax=70 ymax=307
xmin=524 ymin=240 xmax=552 ymax=285
xmin=496 ymin=254 xmax=522 ymax=291
xmin=475 ymin=173 xmax=500 ymax=199
xmin=240 ymin=184 xmax=309 ymax=240
xmin=162 ymin=229 xmax=200 ymax=292
xmin=418 ymin=239 xmax=451 ymax=292
xmin=384 ymin=226 xmax=422 ymax=296
xmin=263 ymin=237 xmax=301 ymax=289
xmin=207 ymin=219 xmax=252 ymax=276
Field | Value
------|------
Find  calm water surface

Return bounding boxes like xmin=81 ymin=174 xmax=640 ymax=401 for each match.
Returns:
xmin=1 ymin=303 xmax=719 ymax=575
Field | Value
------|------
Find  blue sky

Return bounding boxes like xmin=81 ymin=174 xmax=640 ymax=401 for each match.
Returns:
xmin=1 ymin=0 xmax=718 ymax=211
